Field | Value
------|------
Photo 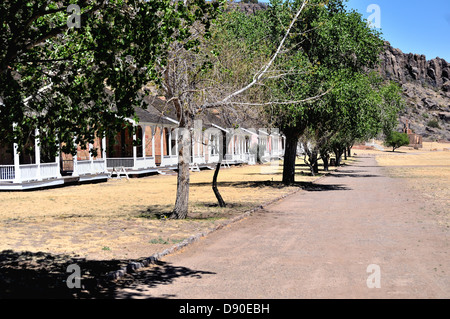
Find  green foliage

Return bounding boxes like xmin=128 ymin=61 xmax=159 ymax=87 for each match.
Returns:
xmin=0 ymin=0 xmax=219 ymax=155
xmin=264 ymin=0 xmax=386 ymax=136
xmin=427 ymin=119 xmax=441 ymax=129
xmin=384 ymin=131 xmax=410 ymax=152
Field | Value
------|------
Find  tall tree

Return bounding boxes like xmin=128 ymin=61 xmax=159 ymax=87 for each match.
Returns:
xmin=263 ymin=0 xmax=384 ymax=184
xmin=0 ymin=0 xmax=209 ymax=156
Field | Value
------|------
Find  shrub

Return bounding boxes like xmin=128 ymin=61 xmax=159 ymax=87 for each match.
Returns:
xmin=384 ymin=132 xmax=410 ymax=152
xmin=427 ymin=119 xmax=441 ymax=129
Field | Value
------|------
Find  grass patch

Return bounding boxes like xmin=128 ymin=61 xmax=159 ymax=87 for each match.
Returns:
xmin=149 ymin=237 xmax=183 ymax=245
xmin=0 ymin=157 xmax=344 ymax=260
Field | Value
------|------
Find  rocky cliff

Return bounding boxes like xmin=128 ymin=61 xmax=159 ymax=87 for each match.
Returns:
xmin=380 ymin=42 xmax=450 ymax=141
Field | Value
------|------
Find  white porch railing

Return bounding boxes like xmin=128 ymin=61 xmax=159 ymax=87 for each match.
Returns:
xmin=0 ymin=162 xmax=60 ymax=183
xmin=19 ymin=164 xmax=39 ymax=182
xmin=224 ymin=154 xmax=245 ymax=162
xmin=272 ymin=149 xmax=284 ymax=157
xmin=92 ymin=159 xmax=107 ymax=174
xmin=76 ymin=160 xmax=94 ymax=175
xmin=106 ymin=158 xmax=135 ymax=169
xmin=135 ymin=157 xmax=156 ymax=169
xmin=207 ymin=154 xmax=220 ymax=164
xmin=162 ymin=155 xmax=178 ymax=166
xmin=192 ymin=155 xmax=205 ymax=165
xmin=0 ymin=165 xmax=15 ymax=181
xmin=107 ymin=157 xmax=158 ymax=170
xmin=244 ymin=153 xmax=256 ymax=165
xmin=40 ymin=162 xmax=59 ymax=179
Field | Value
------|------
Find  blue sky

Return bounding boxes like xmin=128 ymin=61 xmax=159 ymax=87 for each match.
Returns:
xmin=257 ymin=0 xmax=450 ymax=61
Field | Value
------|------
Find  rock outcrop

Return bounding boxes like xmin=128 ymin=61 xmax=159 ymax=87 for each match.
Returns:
xmin=380 ymin=42 xmax=450 ymax=90
xmin=379 ymin=43 xmax=450 ymax=141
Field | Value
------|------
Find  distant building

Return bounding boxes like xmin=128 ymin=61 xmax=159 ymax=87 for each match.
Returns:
xmin=401 ymin=118 xmax=423 ymax=148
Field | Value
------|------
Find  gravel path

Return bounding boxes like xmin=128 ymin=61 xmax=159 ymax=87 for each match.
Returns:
xmin=114 ymin=155 xmax=449 ymax=299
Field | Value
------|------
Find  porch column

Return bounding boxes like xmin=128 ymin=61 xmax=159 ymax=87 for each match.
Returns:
xmin=230 ymin=135 xmax=234 ymax=160
xmin=202 ymin=134 xmax=206 ymax=163
xmin=72 ymin=138 xmax=79 ymax=177
xmin=239 ymin=136 xmax=243 ymax=156
xmin=13 ymin=141 xmax=21 ymax=183
xmin=35 ymin=129 xmax=42 ymax=181
xmin=102 ymin=136 xmax=107 ymax=172
xmin=207 ymin=134 xmax=211 ymax=163
xmin=160 ymin=126 xmax=164 ymax=166
xmin=175 ymin=128 xmax=178 ymax=163
xmin=151 ymin=126 xmax=156 ymax=165
xmin=197 ymin=132 xmax=201 ymax=162
xmin=55 ymin=138 xmax=62 ymax=178
xmin=142 ymin=125 xmax=146 ymax=159
xmin=168 ymin=128 xmax=172 ymax=157
xmin=89 ymin=143 xmax=94 ymax=173
xmin=133 ymin=125 xmax=137 ymax=169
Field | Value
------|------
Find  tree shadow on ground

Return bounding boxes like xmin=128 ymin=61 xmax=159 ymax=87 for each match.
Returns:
xmin=330 ymin=173 xmax=381 ymax=178
xmin=190 ymin=180 xmax=350 ymax=191
xmin=0 ymin=250 xmax=215 ymax=299
xmin=107 ymin=261 xmax=216 ymax=299
xmin=329 ymin=170 xmax=381 ymax=178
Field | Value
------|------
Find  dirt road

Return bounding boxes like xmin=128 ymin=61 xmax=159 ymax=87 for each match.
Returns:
xmin=115 ymin=155 xmax=449 ymax=299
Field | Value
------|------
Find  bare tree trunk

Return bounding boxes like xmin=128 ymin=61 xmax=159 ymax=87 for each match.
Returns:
xmin=282 ymin=131 xmax=299 ymax=185
xmin=334 ymin=148 xmax=343 ymax=166
xmin=322 ymin=154 xmax=329 ymax=172
xmin=303 ymin=142 xmax=319 ymax=176
xmin=312 ymin=155 xmax=319 ymax=174
xmin=212 ymin=161 xmax=226 ymax=207
xmin=171 ymin=156 xmax=190 ymax=219
xmin=170 ymin=116 xmax=192 ymax=219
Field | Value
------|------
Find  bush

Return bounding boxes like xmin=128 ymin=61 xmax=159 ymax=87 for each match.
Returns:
xmin=384 ymin=131 xmax=410 ymax=152
xmin=427 ymin=119 xmax=441 ymax=129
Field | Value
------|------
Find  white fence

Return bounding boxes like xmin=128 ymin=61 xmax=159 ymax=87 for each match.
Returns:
xmin=162 ymin=155 xmax=178 ymax=166
xmin=76 ymin=160 xmax=94 ymax=175
xmin=135 ymin=157 xmax=156 ymax=169
xmin=191 ymin=155 xmax=205 ymax=165
xmin=40 ymin=162 xmax=59 ymax=179
xmin=207 ymin=154 xmax=220 ymax=164
xmin=19 ymin=164 xmax=40 ymax=181
xmin=106 ymin=158 xmax=135 ymax=169
xmin=0 ymin=165 xmax=15 ymax=181
xmin=0 ymin=162 xmax=60 ymax=183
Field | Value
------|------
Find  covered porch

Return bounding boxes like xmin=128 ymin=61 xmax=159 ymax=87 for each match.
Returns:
xmin=0 ymin=129 xmax=109 ymax=190
xmin=0 ymin=129 xmax=62 ymax=185
xmin=104 ymin=111 xmax=179 ymax=175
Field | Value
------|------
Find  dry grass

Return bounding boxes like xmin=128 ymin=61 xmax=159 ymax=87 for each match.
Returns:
xmin=0 ymin=159 xmax=326 ymax=260
xmin=356 ymin=141 xmax=450 ymax=228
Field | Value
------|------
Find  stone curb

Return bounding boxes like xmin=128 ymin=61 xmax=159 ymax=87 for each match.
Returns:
xmin=106 ymin=174 xmax=331 ymax=281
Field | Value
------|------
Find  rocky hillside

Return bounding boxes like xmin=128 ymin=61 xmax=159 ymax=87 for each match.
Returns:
xmin=379 ymin=42 xmax=450 ymax=141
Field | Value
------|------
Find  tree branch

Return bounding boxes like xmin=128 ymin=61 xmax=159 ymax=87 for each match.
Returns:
xmin=212 ymin=0 xmax=309 ymax=106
